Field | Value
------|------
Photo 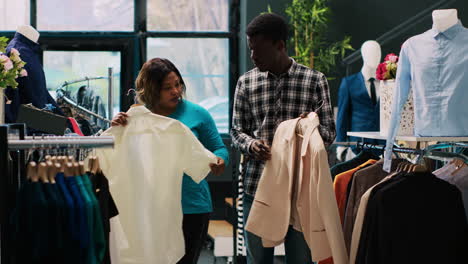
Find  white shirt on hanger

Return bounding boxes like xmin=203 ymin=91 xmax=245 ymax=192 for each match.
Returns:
xmin=97 ymin=105 xmax=217 ymax=264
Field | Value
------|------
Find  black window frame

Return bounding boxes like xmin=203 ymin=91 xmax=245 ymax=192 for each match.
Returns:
xmin=0 ymin=0 xmax=240 ymax=135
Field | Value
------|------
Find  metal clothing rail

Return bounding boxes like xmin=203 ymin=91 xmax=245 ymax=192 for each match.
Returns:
xmin=357 ymin=142 xmax=424 ymax=155
xmin=8 ymin=136 xmax=115 ymax=150
xmin=60 ymin=95 xmax=111 ymax=123
xmin=56 ymin=67 xmax=115 ymax=122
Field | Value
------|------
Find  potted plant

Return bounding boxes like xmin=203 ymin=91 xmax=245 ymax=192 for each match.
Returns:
xmin=285 ymin=0 xmax=353 ymax=76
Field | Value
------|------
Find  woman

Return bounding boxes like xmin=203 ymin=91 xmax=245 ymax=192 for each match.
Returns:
xmin=112 ymin=58 xmax=229 ymax=264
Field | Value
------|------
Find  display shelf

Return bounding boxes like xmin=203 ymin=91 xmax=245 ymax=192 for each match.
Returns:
xmin=347 ymin=132 xmax=468 ymax=142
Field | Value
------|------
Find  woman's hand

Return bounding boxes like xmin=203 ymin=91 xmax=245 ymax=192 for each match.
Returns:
xmin=111 ymin=112 xmax=129 ymax=127
xmin=209 ymin=157 xmax=225 ymax=176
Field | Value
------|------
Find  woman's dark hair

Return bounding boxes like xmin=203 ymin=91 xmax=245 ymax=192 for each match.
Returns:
xmin=246 ymin=13 xmax=289 ymax=44
xmin=135 ymin=58 xmax=186 ymax=109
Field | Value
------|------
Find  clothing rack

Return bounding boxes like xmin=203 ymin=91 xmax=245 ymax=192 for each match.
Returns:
xmin=356 ymin=142 xmax=424 ymax=155
xmin=356 ymin=141 xmax=468 ymax=163
xmin=0 ymin=123 xmax=115 ymax=264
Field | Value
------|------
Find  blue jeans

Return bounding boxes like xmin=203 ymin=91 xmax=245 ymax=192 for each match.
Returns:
xmin=243 ymin=194 xmax=315 ymax=264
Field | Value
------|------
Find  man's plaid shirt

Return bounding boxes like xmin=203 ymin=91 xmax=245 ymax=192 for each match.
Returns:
xmin=231 ymin=59 xmax=336 ymax=196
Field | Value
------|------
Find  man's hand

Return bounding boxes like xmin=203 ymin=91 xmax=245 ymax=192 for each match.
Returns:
xmin=209 ymin=157 xmax=225 ymax=176
xmin=250 ymin=139 xmax=271 ymax=161
xmin=111 ymin=112 xmax=129 ymax=127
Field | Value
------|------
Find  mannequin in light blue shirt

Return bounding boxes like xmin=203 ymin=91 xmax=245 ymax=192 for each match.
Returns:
xmin=384 ymin=9 xmax=468 ymax=171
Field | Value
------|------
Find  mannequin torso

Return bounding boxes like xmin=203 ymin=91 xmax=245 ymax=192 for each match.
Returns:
xmin=432 ymin=9 xmax=458 ymax=32
xmin=16 ymin=25 xmax=39 ymax=43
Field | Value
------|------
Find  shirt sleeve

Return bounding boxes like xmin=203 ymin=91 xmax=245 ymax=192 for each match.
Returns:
xmin=231 ymin=76 xmax=256 ymax=155
xmin=315 ymin=73 xmax=337 ymax=147
xmin=384 ymin=42 xmax=412 ymax=172
xmin=198 ymin=108 xmax=230 ymax=165
xmin=181 ymin=124 xmax=217 ymax=183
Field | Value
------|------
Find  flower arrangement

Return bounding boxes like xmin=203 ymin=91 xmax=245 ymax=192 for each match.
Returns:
xmin=0 ymin=36 xmax=28 ymax=90
xmin=376 ymin=53 xmax=398 ymax=81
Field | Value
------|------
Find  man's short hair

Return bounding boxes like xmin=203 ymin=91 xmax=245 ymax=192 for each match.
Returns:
xmin=246 ymin=13 xmax=289 ymax=44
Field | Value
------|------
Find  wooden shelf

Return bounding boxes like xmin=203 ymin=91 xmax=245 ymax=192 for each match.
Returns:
xmin=347 ymin=131 xmax=468 ymax=142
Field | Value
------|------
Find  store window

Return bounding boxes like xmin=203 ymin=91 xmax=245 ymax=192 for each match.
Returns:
xmin=147 ymin=38 xmax=229 ymax=133
xmin=43 ymin=51 xmax=121 ymax=129
xmin=37 ymin=0 xmax=134 ymax=31
xmin=0 ymin=0 xmax=30 ymax=31
xmin=147 ymin=0 xmax=229 ymax=32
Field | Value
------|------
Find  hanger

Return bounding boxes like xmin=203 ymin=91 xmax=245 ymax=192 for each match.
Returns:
xmin=314 ymin=100 xmax=324 ymax=113
xmin=37 ymin=161 xmax=49 ymax=183
xmin=450 ymin=158 xmax=467 ymax=176
xmin=79 ymin=161 xmax=85 ymax=175
xmin=64 ymin=161 xmax=74 ymax=177
xmin=27 ymin=161 xmax=38 ymax=182
xmin=91 ymin=156 xmax=101 ymax=175
xmin=73 ymin=162 xmax=80 ymax=176
xmin=46 ymin=159 xmax=57 ymax=184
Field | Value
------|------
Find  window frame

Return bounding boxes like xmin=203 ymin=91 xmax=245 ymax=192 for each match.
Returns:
xmin=0 ymin=0 xmax=239 ymax=135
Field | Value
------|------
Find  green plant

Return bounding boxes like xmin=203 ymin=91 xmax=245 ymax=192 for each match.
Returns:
xmin=0 ymin=36 xmax=8 ymax=53
xmin=0 ymin=37 xmax=28 ymax=89
xmin=285 ymin=0 xmax=353 ymax=76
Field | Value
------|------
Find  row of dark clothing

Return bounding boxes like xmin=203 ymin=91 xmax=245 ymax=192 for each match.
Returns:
xmin=331 ymin=151 xmax=468 ymax=264
xmin=10 ymin=171 xmax=118 ymax=264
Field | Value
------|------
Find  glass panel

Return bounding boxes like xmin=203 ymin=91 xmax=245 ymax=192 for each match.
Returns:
xmin=43 ymin=51 xmax=121 ymax=132
xmin=0 ymin=0 xmax=30 ymax=31
xmin=147 ymin=0 xmax=229 ymax=32
xmin=37 ymin=0 xmax=133 ymax=31
xmin=147 ymin=38 xmax=229 ymax=133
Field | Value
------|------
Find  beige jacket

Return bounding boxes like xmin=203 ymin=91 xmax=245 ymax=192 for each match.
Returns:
xmin=245 ymin=113 xmax=348 ymax=264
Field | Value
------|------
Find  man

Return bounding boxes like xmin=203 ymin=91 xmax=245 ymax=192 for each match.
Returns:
xmin=231 ymin=13 xmax=336 ymax=263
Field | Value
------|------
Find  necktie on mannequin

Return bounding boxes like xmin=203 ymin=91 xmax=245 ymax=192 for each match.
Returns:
xmin=369 ymin=77 xmax=377 ymax=105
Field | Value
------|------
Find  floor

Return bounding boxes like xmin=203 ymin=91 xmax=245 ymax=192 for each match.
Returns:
xmin=198 ymin=245 xmax=286 ymax=264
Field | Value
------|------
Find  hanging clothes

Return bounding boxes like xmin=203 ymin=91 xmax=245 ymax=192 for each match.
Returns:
xmin=330 ymin=151 xmax=380 ymax=180
xmin=333 ymin=159 xmax=377 ymax=223
xmin=89 ymin=171 xmax=119 ymax=264
xmin=245 ymin=113 xmax=348 ymax=264
xmin=354 ymin=171 xmax=468 ymax=264
xmin=96 ymin=105 xmax=217 ymax=264
xmin=343 ymin=159 xmax=405 ymax=251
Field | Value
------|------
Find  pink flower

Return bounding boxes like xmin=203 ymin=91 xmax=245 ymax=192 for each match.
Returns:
xmin=1 ymin=56 xmax=13 ymax=71
xmin=10 ymin=48 xmax=19 ymax=56
xmin=388 ymin=55 xmax=398 ymax=63
xmin=20 ymin=69 xmax=28 ymax=77
xmin=384 ymin=53 xmax=396 ymax=61
xmin=9 ymin=48 xmax=21 ymax=63
xmin=376 ymin=62 xmax=388 ymax=80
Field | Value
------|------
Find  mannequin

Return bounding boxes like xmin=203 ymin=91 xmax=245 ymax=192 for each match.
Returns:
xmin=16 ymin=25 xmax=39 ymax=43
xmin=336 ymin=40 xmax=382 ymax=161
xmin=5 ymin=24 xmax=64 ymax=125
xmin=383 ymin=8 xmax=468 ymax=172
xmin=360 ymin=40 xmax=381 ymax=99
xmin=432 ymin=9 xmax=458 ymax=32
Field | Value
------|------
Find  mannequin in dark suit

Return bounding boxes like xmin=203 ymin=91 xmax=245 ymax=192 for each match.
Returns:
xmin=4 ymin=25 xmax=63 ymax=123
xmin=336 ymin=40 xmax=383 ymax=160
